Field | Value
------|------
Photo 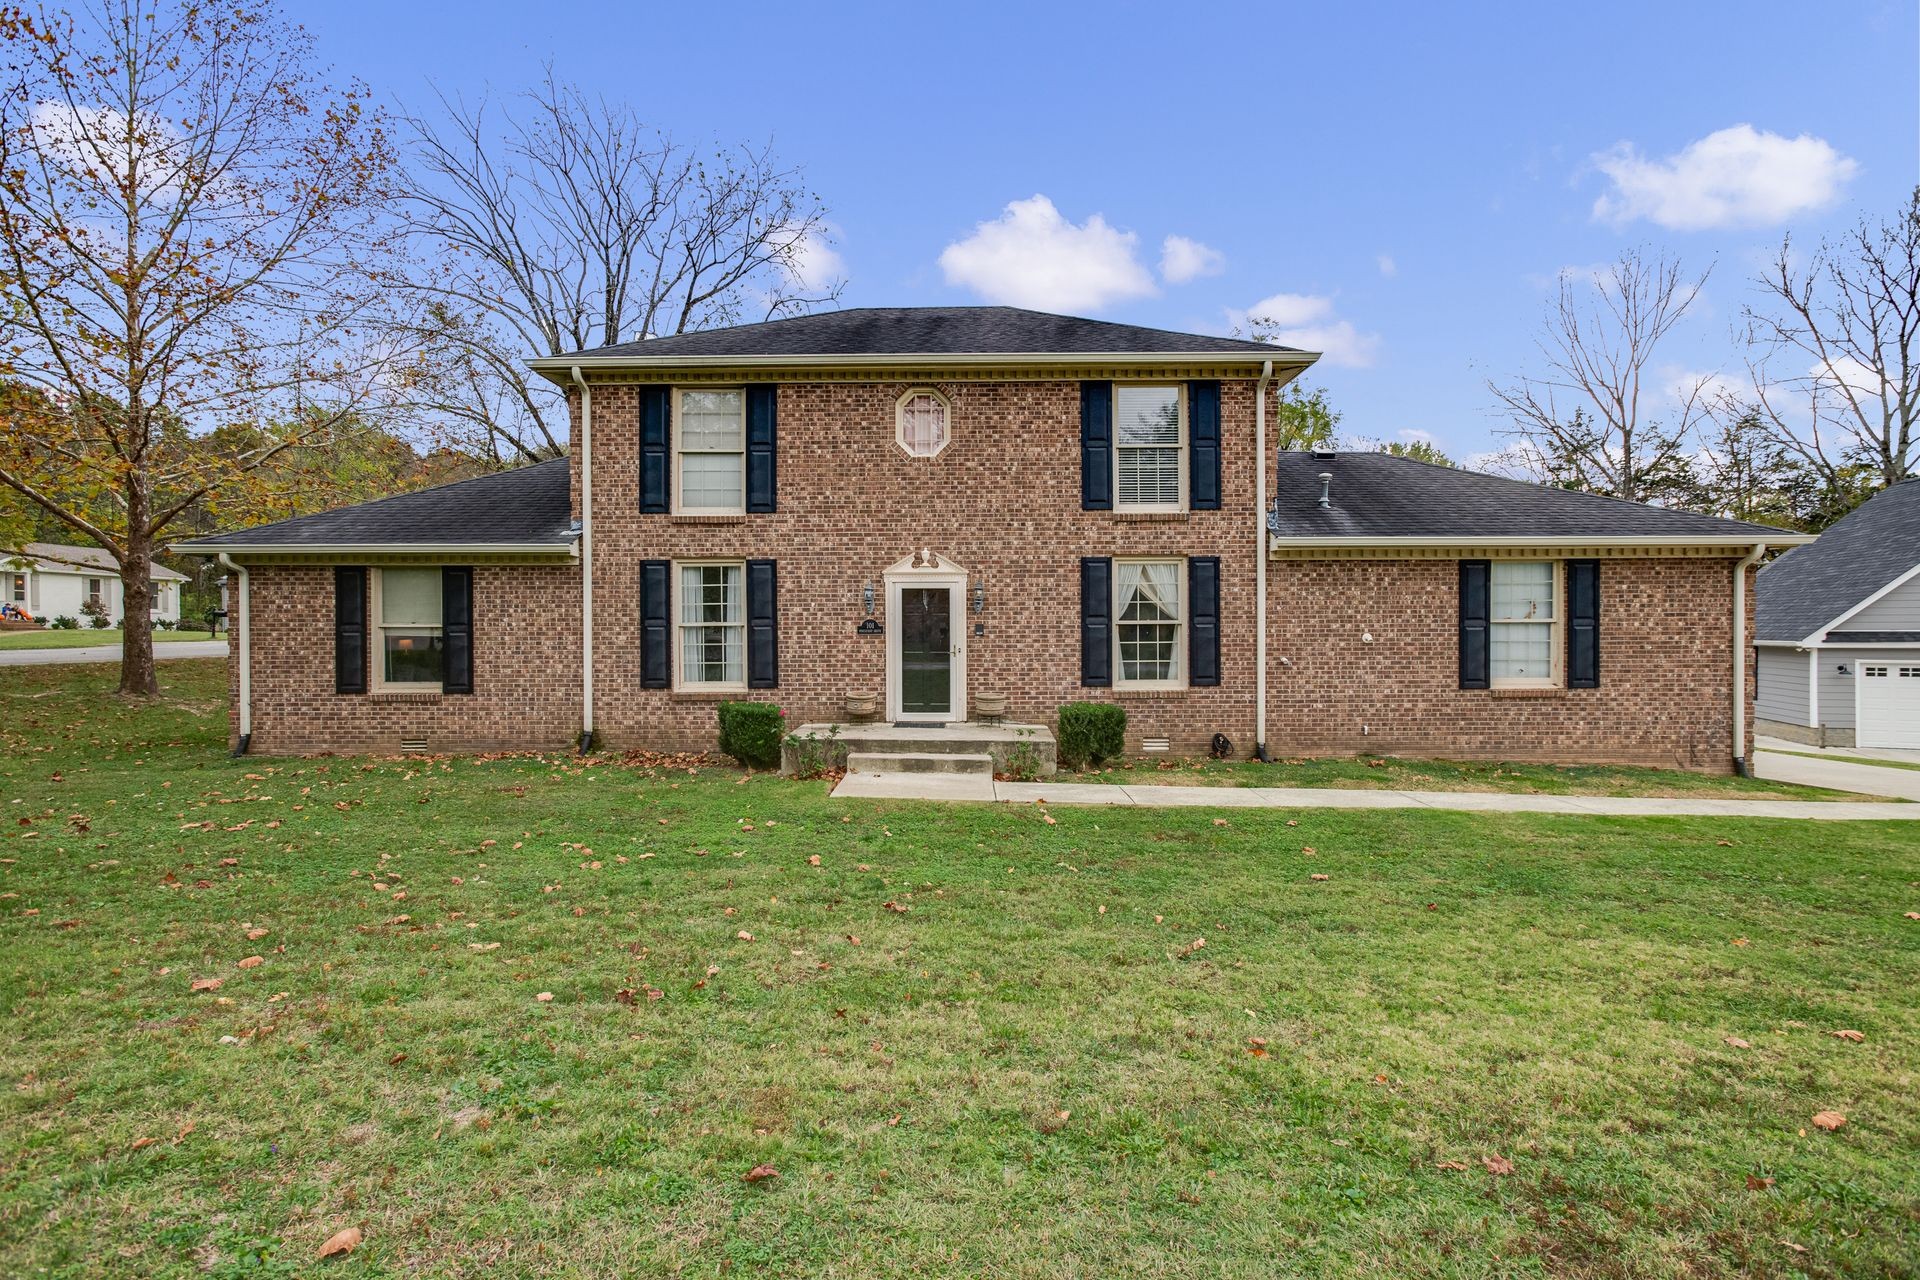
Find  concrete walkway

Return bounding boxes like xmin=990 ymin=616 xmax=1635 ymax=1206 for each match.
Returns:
xmin=0 ymin=640 xmax=226 ymax=667
xmin=830 ymin=770 xmax=1918 ymax=820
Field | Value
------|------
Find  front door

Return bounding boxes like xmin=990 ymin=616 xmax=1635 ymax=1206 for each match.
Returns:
xmin=899 ymin=586 xmax=952 ymax=717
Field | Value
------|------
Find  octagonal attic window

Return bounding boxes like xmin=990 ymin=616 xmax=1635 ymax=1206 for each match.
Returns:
xmin=895 ymin=388 xmax=951 ymax=458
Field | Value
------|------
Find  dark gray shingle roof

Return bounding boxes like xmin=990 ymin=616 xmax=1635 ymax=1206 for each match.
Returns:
xmin=174 ymin=459 xmax=574 ymax=550
xmin=1268 ymin=451 xmax=1799 ymax=541
xmin=557 ymin=306 xmax=1294 ymax=361
xmin=1758 ymin=480 xmax=1920 ymax=641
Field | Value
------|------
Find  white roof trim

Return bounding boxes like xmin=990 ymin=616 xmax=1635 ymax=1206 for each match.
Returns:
xmin=1801 ymin=559 xmax=1920 ymax=645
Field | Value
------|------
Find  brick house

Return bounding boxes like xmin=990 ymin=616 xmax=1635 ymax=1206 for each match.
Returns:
xmin=176 ymin=307 xmax=1809 ymax=772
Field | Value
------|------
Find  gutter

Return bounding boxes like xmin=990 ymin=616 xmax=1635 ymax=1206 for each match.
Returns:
xmin=527 ymin=348 xmax=1319 ymax=383
xmin=218 ymin=553 xmax=251 ymax=756
xmin=171 ymin=541 xmax=579 ymax=557
xmin=570 ymin=365 xmax=595 ymax=754
xmin=1731 ymin=542 xmax=1767 ymax=775
xmin=1267 ymin=534 xmax=1816 ymax=550
xmin=1254 ymin=358 xmax=1272 ymax=762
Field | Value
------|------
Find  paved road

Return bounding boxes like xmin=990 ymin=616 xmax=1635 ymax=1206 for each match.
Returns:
xmin=832 ymin=770 xmax=1918 ymax=818
xmin=0 ymin=640 xmax=227 ymax=667
xmin=1751 ymin=749 xmax=1920 ymax=802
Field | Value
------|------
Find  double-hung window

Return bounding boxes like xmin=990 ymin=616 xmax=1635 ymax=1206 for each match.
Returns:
xmin=374 ymin=567 xmax=443 ymax=690
xmin=1114 ymin=385 xmax=1185 ymax=510
xmin=1489 ymin=560 xmax=1560 ymax=686
xmin=1115 ymin=558 xmax=1183 ymax=686
xmin=677 ymin=562 xmax=745 ymax=689
xmin=86 ymin=577 xmax=103 ymax=605
xmin=10 ymin=573 xmax=24 ymax=603
xmin=676 ymin=389 xmax=746 ymax=513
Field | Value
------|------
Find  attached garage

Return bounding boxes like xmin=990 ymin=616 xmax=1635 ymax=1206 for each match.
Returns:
xmin=1857 ymin=658 xmax=1920 ymax=749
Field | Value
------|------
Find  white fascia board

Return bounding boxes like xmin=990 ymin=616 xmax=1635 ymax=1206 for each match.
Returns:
xmin=1267 ymin=534 xmax=1814 ymax=550
xmin=1807 ymin=561 xmax=1920 ymax=642
xmin=528 ymin=349 xmax=1319 ymax=381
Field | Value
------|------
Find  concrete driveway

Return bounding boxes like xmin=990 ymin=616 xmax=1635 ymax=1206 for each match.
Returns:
xmin=1752 ymin=743 xmax=1920 ymax=802
xmin=0 ymin=640 xmax=227 ymax=667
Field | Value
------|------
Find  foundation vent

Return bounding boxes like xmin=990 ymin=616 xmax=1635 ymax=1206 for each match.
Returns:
xmin=399 ymin=738 xmax=428 ymax=754
xmin=1141 ymin=736 xmax=1171 ymax=753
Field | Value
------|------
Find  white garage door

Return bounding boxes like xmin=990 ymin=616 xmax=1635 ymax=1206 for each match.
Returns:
xmin=1856 ymin=659 xmax=1920 ymax=749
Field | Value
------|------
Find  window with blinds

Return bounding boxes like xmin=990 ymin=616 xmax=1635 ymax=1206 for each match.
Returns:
xmin=1114 ymin=385 xmax=1183 ymax=509
xmin=678 ymin=563 xmax=745 ymax=687
xmin=677 ymin=389 xmax=746 ymax=513
xmin=1489 ymin=560 xmax=1559 ymax=685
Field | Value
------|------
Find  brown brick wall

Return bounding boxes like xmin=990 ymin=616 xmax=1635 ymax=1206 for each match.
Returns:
xmin=228 ymin=564 xmax=581 ymax=755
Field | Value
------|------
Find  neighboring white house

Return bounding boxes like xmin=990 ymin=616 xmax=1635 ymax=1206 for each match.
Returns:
xmin=1756 ymin=479 xmax=1920 ymax=750
xmin=3 ymin=543 xmax=187 ymax=626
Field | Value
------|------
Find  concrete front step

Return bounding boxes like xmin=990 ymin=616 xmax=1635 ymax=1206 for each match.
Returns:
xmin=847 ymin=751 xmax=994 ymax=777
xmin=783 ymin=721 xmax=1056 ymax=776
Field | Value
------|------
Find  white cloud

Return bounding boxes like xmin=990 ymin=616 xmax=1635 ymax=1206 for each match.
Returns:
xmin=1590 ymin=125 xmax=1859 ymax=231
xmin=1376 ymin=254 xmax=1397 ymax=278
xmin=1159 ymin=234 xmax=1224 ymax=284
xmin=1398 ymin=428 xmax=1435 ymax=445
xmin=938 ymin=195 xmax=1155 ymax=311
xmin=781 ymin=222 xmax=846 ymax=293
xmin=31 ymin=100 xmax=187 ymax=200
xmin=1233 ymin=292 xmax=1381 ymax=367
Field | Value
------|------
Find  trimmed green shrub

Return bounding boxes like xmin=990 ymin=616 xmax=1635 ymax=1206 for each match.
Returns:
xmin=1057 ymin=702 xmax=1126 ymax=770
xmin=50 ymin=615 xmax=79 ymax=630
xmin=717 ymin=701 xmax=785 ymax=770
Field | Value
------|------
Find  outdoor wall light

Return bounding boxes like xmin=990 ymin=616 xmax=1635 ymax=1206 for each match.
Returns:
xmin=1837 ymin=663 xmax=1851 ymax=675
xmin=863 ymin=581 xmax=875 ymax=615
xmin=971 ymin=578 xmax=986 ymax=613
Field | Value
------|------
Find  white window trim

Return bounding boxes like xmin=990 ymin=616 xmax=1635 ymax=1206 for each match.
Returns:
xmin=672 ymin=558 xmax=748 ymax=693
xmin=1113 ymin=383 xmax=1188 ymax=514
xmin=370 ymin=566 xmax=444 ymax=694
xmin=1490 ymin=559 xmax=1564 ymax=689
xmin=1113 ymin=556 xmax=1186 ymax=690
xmin=672 ymin=386 xmax=748 ymax=516
xmin=894 ymin=386 xmax=953 ymax=458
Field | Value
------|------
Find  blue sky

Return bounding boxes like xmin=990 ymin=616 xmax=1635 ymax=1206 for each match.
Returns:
xmin=309 ymin=0 xmax=1917 ymax=460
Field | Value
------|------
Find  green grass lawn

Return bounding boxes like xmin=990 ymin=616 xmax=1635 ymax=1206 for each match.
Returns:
xmin=1079 ymin=755 xmax=1853 ymax=799
xmin=0 ymin=627 xmax=216 ymax=650
xmin=2 ymin=661 xmax=1916 ymax=1278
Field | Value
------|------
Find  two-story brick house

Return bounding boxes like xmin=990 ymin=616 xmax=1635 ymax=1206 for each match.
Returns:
xmin=178 ymin=306 xmax=1808 ymax=773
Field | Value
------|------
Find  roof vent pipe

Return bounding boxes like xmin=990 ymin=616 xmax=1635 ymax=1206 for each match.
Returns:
xmin=1317 ymin=472 xmax=1333 ymax=509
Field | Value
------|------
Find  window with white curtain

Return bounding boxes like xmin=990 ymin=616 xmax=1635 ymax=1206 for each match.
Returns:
xmin=676 ymin=389 xmax=746 ymax=513
xmin=9 ymin=573 xmax=24 ymax=603
xmin=1490 ymin=560 xmax=1560 ymax=686
xmin=1115 ymin=559 xmax=1183 ymax=685
xmin=677 ymin=562 xmax=745 ymax=688
xmin=895 ymin=388 xmax=950 ymax=457
xmin=1114 ymin=385 xmax=1184 ymax=510
xmin=375 ymin=567 xmax=443 ymax=689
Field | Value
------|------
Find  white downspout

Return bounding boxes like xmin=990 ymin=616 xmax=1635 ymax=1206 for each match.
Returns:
xmin=1255 ymin=358 xmax=1273 ymax=761
xmin=1732 ymin=543 xmax=1766 ymax=773
xmin=218 ymin=553 xmax=250 ymax=752
xmin=570 ymin=366 xmax=594 ymax=752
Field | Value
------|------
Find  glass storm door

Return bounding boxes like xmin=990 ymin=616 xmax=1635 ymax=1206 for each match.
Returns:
xmin=899 ymin=587 xmax=952 ymax=716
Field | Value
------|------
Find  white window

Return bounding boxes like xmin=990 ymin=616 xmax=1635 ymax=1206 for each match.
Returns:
xmin=676 ymin=562 xmax=745 ymax=689
xmin=1863 ymin=664 xmax=1889 ymax=678
xmin=895 ymin=388 xmax=951 ymax=458
xmin=676 ymin=388 xmax=745 ymax=513
xmin=9 ymin=574 xmax=23 ymax=603
xmin=1115 ymin=559 xmax=1183 ymax=687
xmin=1490 ymin=560 xmax=1561 ymax=687
xmin=1114 ymin=384 xmax=1185 ymax=510
xmin=373 ymin=568 xmax=443 ymax=690
xmin=86 ymin=577 xmax=103 ymax=604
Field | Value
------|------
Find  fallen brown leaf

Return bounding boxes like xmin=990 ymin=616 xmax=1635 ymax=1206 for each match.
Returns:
xmin=236 ymin=955 xmax=263 ymax=969
xmin=245 ymin=927 xmax=269 ymax=941
xmin=129 ymin=1136 xmax=157 ymax=1151
xmin=1435 ymin=1160 xmax=1469 ymax=1171
xmin=744 ymin=1163 xmax=779 ymax=1183
xmin=1309 ymin=873 xmax=1330 ymax=882
xmin=1482 ymin=1154 xmax=1514 ymax=1175
xmin=1810 ymin=1110 xmax=1846 ymax=1131
xmin=316 ymin=1226 xmax=362 ymax=1259
xmin=1829 ymin=1029 xmax=1864 ymax=1042
xmin=1723 ymin=1036 xmax=1752 ymax=1049
xmin=1747 ymin=1174 xmax=1775 ymax=1190
xmin=189 ymin=977 xmax=222 ymax=993
xmin=535 ymin=991 xmax=554 ymax=1003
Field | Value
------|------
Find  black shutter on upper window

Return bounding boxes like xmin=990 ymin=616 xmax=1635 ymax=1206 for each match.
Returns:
xmin=745 ymin=385 xmax=777 ymax=513
xmin=1188 ymin=556 xmax=1221 ymax=686
xmin=639 ymin=387 xmax=671 ymax=514
xmin=640 ymin=560 xmax=671 ymax=688
xmin=1080 ymin=382 xmax=1113 ymax=511
xmin=1567 ymin=559 xmax=1600 ymax=688
xmin=1188 ymin=381 xmax=1221 ymax=511
xmin=1080 ymin=556 xmax=1112 ymax=686
xmin=441 ymin=566 xmax=474 ymax=695
xmin=1459 ymin=560 xmax=1490 ymax=689
xmin=334 ymin=566 xmax=366 ymax=694
xmin=746 ymin=559 xmax=778 ymax=688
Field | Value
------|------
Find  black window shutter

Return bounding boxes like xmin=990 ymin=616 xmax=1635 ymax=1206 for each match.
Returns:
xmin=1080 ymin=382 xmax=1113 ymax=511
xmin=1188 ymin=556 xmax=1221 ymax=686
xmin=640 ymin=560 xmax=671 ymax=688
xmin=1080 ymin=557 xmax=1112 ymax=686
xmin=746 ymin=559 xmax=778 ymax=688
xmin=1567 ymin=559 xmax=1600 ymax=688
xmin=334 ymin=566 xmax=366 ymax=694
xmin=1459 ymin=560 xmax=1490 ymax=689
xmin=745 ymin=385 xmax=777 ymax=513
xmin=639 ymin=387 xmax=671 ymax=514
xmin=1188 ymin=381 xmax=1222 ymax=511
xmin=441 ymin=566 xmax=474 ymax=695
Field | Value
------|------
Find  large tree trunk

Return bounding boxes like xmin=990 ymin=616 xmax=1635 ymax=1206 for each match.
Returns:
xmin=119 ymin=518 xmax=159 ymax=698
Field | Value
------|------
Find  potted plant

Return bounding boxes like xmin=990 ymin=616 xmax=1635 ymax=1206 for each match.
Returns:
xmin=845 ymin=691 xmax=878 ymax=722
